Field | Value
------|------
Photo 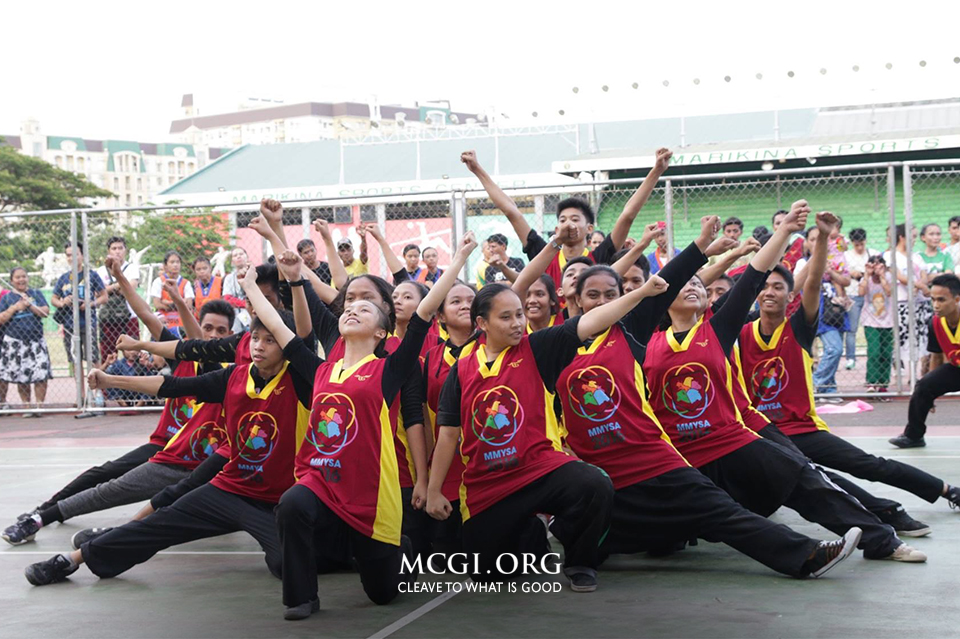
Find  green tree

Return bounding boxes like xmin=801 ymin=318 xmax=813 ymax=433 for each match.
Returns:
xmin=0 ymin=142 xmax=113 ymax=212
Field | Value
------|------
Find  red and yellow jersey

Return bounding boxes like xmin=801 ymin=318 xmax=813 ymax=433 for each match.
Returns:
xmin=148 ymin=360 xmax=198 ymax=446
xmin=730 ymin=345 xmax=771 ymax=434
xmin=213 ymin=363 xmax=310 ymax=503
xmin=159 ymin=275 xmax=189 ymax=329
xmin=235 ymin=331 xmax=252 ymax=365
xmin=933 ymin=316 xmax=960 ymax=367
xmin=738 ymin=318 xmax=829 ymax=437
xmin=557 ymin=325 xmax=688 ymax=489
xmin=526 ymin=313 xmax=564 ymax=335
xmin=644 ymin=317 xmax=759 ymax=467
xmin=150 ymin=399 xmax=228 ymax=469
xmin=455 ymin=336 xmax=572 ymax=521
xmin=424 ymin=340 xmax=476 ymax=502
xmin=546 ymin=249 xmax=591 ymax=309
xmin=296 ymin=355 xmax=403 ymax=545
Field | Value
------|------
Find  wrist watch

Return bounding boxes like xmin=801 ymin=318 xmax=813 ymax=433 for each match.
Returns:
xmin=550 ymin=239 xmax=563 ymax=250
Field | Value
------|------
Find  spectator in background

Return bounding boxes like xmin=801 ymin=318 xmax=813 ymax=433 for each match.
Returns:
xmin=402 ymin=243 xmax=422 ymax=280
xmin=0 ymin=267 xmax=51 ymax=416
xmin=338 ymin=232 xmax=368 ymax=278
xmin=222 ymin=247 xmax=250 ymax=331
xmin=587 ymin=230 xmax=606 ymax=251
xmin=722 ymin=217 xmax=743 ymax=240
xmin=648 ymin=222 xmax=680 ymax=275
xmin=95 ymin=236 xmax=140 ymax=362
xmin=295 ymin=239 xmax=332 ymax=284
xmin=150 ymin=250 xmax=194 ymax=338
xmin=860 ymin=255 xmax=894 ymax=393
xmin=883 ymin=224 xmax=929 ymax=376
xmin=752 ymin=225 xmax=772 ymax=243
xmin=478 ymin=233 xmax=525 ymax=286
xmin=917 ymin=223 xmax=952 ymax=376
xmin=100 ymin=348 xmax=153 ymax=408
xmin=945 ymin=215 xmax=960 ymax=270
xmin=773 ymin=209 xmax=805 ymax=271
xmin=415 ymin=247 xmax=443 ymax=287
xmin=842 ymin=228 xmax=879 ymax=370
xmin=192 ymin=256 xmax=223 ymax=316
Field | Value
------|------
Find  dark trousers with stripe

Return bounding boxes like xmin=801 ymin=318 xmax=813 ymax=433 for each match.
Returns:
xmin=601 ymin=467 xmax=818 ymax=577
xmin=790 ymin=429 xmax=944 ymax=503
xmin=906 ymin=363 xmax=960 ymax=440
xmin=758 ymin=424 xmax=904 ymax=516
xmin=276 ymin=484 xmax=402 ymax=608
xmin=82 ymin=484 xmax=281 ymax=579
xmin=40 ymin=442 xmax=162 ymax=511
xmin=462 ymin=460 xmax=614 ymax=582
xmin=699 ymin=439 xmax=901 ymax=559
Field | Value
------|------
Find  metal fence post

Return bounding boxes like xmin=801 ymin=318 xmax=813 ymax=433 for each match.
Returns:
xmin=451 ymin=190 xmax=467 ymax=280
xmin=534 ymin=195 xmax=545 ymax=235
xmin=81 ymin=211 xmax=95 ymax=412
xmin=376 ymin=203 xmax=388 ymax=277
xmin=887 ymin=165 xmax=903 ymax=394
xmin=301 ymin=206 xmax=311 ymax=241
xmin=903 ymin=163 xmax=917 ymax=390
xmin=664 ymin=179 xmax=674 ymax=256
xmin=69 ymin=211 xmax=82 ymax=410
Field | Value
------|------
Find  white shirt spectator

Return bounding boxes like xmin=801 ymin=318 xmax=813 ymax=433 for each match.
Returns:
xmin=843 ymin=247 xmax=879 ymax=297
xmin=882 ymin=250 xmax=925 ymax=302
xmin=149 ymin=276 xmax=195 ymax=301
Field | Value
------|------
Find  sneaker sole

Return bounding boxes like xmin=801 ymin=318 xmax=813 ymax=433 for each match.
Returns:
xmin=896 ymin=527 xmax=932 ymax=538
xmin=568 ymin=583 xmax=598 ymax=593
xmin=812 ymin=527 xmax=862 ymax=578
xmin=2 ymin=532 xmax=36 ymax=546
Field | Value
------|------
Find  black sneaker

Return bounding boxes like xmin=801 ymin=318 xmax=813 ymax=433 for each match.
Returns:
xmin=16 ymin=509 xmax=38 ymax=522
xmin=889 ymin=435 xmax=926 ymax=449
xmin=564 ymin=568 xmax=598 ymax=593
xmin=25 ymin=554 xmax=78 ymax=586
xmin=877 ymin=507 xmax=932 ymax=538
xmin=283 ymin=598 xmax=319 ymax=621
xmin=71 ymin=527 xmax=113 ymax=550
xmin=804 ymin=527 xmax=862 ymax=578
xmin=2 ymin=517 xmax=40 ymax=545
xmin=944 ymin=485 xmax=960 ymax=510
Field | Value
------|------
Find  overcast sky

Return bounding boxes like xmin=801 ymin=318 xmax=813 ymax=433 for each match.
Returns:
xmin=5 ymin=1 xmax=960 ymax=142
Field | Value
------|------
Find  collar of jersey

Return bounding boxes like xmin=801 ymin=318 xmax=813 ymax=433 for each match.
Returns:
xmin=752 ymin=317 xmax=787 ymax=352
xmin=475 ymin=343 xmax=509 ymax=378
xmin=557 ymin=246 xmax=590 ymax=271
xmin=526 ymin=313 xmax=558 ymax=335
xmin=444 ymin=340 xmax=475 ymax=367
xmin=941 ymin=316 xmax=960 ymax=344
xmin=578 ymin=326 xmax=612 ymax=356
xmin=330 ymin=353 xmax=378 ymax=383
xmin=666 ymin=316 xmax=704 ymax=352
xmin=246 ymin=361 xmax=289 ymax=399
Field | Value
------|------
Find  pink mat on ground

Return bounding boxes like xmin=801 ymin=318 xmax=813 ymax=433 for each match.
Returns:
xmin=816 ymin=400 xmax=875 ymax=414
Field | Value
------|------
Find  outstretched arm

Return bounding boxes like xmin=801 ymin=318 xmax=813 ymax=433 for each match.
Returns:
xmin=163 ymin=279 xmax=202 ymax=340
xmin=315 ymin=219 xmax=348 ymax=289
xmin=241 ymin=265 xmax=295 ymax=349
xmin=275 ymin=250 xmax=313 ymax=341
xmin=461 ymin=150 xmax=532 ymax=248
xmin=247 ymin=214 xmax=290 ymax=280
xmin=511 ymin=222 xmax=578 ymax=300
xmin=363 ymin=223 xmax=406 ymax=277
xmin=89 ymin=369 xmax=164 ymax=397
xmin=609 ymin=149 xmax=672 ymax=250
xmin=698 ymin=237 xmax=760 ymax=286
xmin=415 ymin=233 xmax=478 ymax=321
xmin=577 ymin=275 xmax=669 ymax=339
xmin=802 ymin=211 xmax=840 ymax=325
xmin=751 ymin=200 xmax=810 ymax=274
xmin=258 ymin=198 xmax=289 ymax=251
xmin=107 ymin=256 xmax=163 ymax=339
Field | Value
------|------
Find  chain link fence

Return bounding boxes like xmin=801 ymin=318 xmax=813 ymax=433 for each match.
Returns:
xmin=2 ymin=160 xmax=959 ymax=413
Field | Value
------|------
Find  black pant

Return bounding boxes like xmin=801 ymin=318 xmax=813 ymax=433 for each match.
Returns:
xmin=758 ymin=424 xmax=903 ymax=516
xmin=602 ymin=468 xmax=818 ymax=576
xmin=906 ymin=363 xmax=960 ymax=440
xmin=699 ymin=440 xmax=901 ymax=559
xmin=40 ymin=442 xmax=162 ymax=510
xmin=82 ymin=484 xmax=281 ymax=579
xmin=461 ymin=461 xmax=613 ymax=582
xmin=791 ymin=429 xmax=944 ymax=503
xmin=401 ymin=486 xmax=432 ymax=562
xmin=276 ymin=485 xmax=402 ymax=608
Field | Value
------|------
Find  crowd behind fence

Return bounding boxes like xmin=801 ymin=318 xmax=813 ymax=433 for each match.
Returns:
xmin=1 ymin=159 xmax=959 ymax=414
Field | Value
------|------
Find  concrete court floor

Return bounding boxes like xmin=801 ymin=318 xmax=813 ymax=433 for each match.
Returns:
xmin=2 ymin=402 xmax=960 ymax=639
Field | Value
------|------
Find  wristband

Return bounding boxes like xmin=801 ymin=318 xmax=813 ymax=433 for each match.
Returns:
xmin=288 ymin=279 xmax=305 ymax=288
xmin=550 ymin=240 xmax=563 ymax=250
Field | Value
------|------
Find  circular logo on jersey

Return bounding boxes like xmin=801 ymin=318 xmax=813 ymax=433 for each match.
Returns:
xmin=566 ymin=366 xmax=620 ymax=423
xmin=470 ymin=385 xmax=523 ymax=447
xmin=750 ymin=357 xmax=789 ymax=402
xmin=188 ymin=420 xmax=228 ymax=461
xmin=169 ymin=397 xmax=196 ymax=429
xmin=308 ymin=392 xmax=358 ymax=455
xmin=235 ymin=411 xmax=279 ymax=465
xmin=660 ymin=362 xmax=714 ymax=419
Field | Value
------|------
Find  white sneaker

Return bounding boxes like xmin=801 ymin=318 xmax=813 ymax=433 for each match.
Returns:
xmin=885 ymin=544 xmax=927 ymax=563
